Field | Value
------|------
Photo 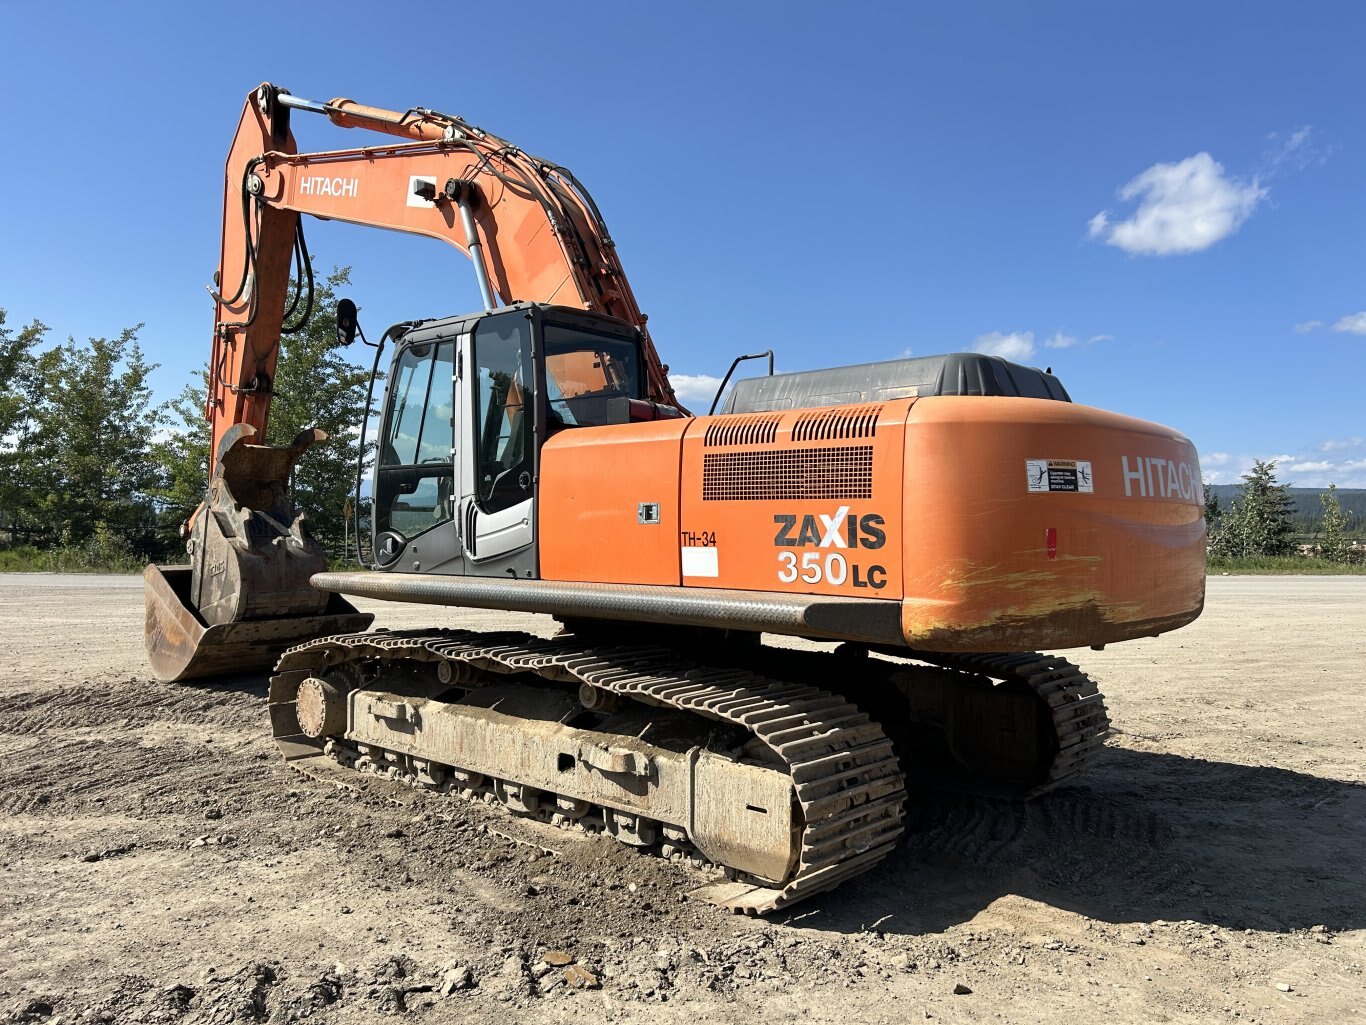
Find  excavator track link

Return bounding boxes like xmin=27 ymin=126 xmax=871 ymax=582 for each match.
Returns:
xmin=682 ymin=638 xmax=1110 ymax=801
xmin=271 ymin=629 xmax=907 ymax=916
xmin=903 ymin=649 xmax=1111 ymax=799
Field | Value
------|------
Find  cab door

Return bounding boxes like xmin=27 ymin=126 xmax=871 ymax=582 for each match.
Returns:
xmin=455 ymin=312 xmax=536 ymax=577
xmin=372 ymin=337 xmax=462 ymax=574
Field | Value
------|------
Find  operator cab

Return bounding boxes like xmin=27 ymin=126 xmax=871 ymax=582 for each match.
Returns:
xmin=372 ymin=303 xmax=646 ymax=578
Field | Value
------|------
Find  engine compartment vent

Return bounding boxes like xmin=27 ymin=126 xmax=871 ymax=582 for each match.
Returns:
xmin=791 ymin=404 xmax=883 ymax=442
xmin=703 ymin=446 xmax=874 ymax=501
xmin=703 ymin=415 xmax=781 ymax=447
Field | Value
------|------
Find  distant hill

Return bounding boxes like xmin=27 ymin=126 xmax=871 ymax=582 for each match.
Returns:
xmin=1207 ymin=485 xmax=1366 ymax=533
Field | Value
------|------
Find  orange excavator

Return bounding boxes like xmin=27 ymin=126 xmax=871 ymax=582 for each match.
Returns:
xmin=145 ymin=83 xmax=1206 ymax=914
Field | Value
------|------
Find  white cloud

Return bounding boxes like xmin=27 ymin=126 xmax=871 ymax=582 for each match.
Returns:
xmin=1201 ymin=444 xmax=1366 ymax=488
xmin=1319 ymin=437 xmax=1364 ymax=452
xmin=1088 ymin=152 xmax=1267 ymax=256
xmin=971 ymin=331 xmax=1035 ymax=361
xmin=970 ymin=328 xmax=1113 ymax=359
xmin=1332 ymin=312 xmax=1366 ymax=335
xmin=1261 ymin=126 xmax=1333 ymax=175
xmin=668 ymin=373 xmax=725 ymax=405
xmin=1274 ymin=126 xmax=1313 ymax=160
xmin=1289 ymin=312 xmax=1366 ymax=336
xmin=1042 ymin=330 xmax=1115 ymax=351
xmin=897 ymin=347 xmax=914 ymax=359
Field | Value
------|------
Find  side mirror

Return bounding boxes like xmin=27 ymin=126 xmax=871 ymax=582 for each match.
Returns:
xmin=335 ymin=298 xmax=358 ymax=347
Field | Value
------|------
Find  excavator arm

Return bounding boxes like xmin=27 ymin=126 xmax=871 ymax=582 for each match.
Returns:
xmin=148 ymin=83 xmax=685 ymax=682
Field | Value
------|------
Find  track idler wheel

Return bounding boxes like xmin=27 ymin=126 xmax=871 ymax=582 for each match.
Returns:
xmin=297 ymin=677 xmax=348 ymax=739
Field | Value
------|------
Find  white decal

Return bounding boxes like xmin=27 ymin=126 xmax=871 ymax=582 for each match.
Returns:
xmin=1027 ymin=459 xmax=1094 ymax=494
xmin=776 ymin=551 xmax=848 ymax=586
xmin=298 ymin=175 xmax=359 ymax=198
xmin=1120 ymin=455 xmax=1199 ymax=501
xmin=817 ymin=505 xmax=851 ymax=548
xmin=681 ymin=546 xmax=719 ymax=578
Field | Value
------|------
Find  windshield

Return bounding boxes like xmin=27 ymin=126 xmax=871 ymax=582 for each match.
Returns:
xmin=543 ymin=324 xmax=642 ymax=429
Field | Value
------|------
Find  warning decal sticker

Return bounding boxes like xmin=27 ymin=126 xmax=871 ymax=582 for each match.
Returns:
xmin=681 ymin=546 xmax=720 ymax=578
xmin=1027 ymin=459 xmax=1094 ymax=493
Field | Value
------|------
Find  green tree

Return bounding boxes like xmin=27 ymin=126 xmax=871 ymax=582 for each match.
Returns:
xmin=150 ymin=373 xmax=212 ymax=550
xmin=0 ymin=310 xmax=48 ymax=543
xmin=20 ymin=326 xmax=164 ymax=553
xmin=1203 ymin=482 xmax=1220 ymax=534
xmin=1318 ymin=482 xmax=1350 ymax=563
xmin=155 ymin=267 xmax=376 ymax=559
xmin=265 ymin=268 xmax=375 ymax=555
xmin=1211 ymin=459 xmax=1295 ymax=558
xmin=0 ymin=309 xmax=46 ymax=439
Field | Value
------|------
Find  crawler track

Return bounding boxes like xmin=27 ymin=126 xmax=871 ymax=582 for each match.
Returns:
xmin=904 ymin=650 xmax=1111 ymax=799
xmin=270 ymin=629 xmax=907 ymax=915
xmin=675 ymin=639 xmax=1112 ymax=799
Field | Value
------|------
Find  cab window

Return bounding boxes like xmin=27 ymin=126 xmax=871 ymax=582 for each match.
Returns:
xmin=543 ymin=324 xmax=642 ymax=429
xmin=472 ymin=317 xmax=534 ymax=514
xmin=376 ymin=341 xmax=455 ymax=539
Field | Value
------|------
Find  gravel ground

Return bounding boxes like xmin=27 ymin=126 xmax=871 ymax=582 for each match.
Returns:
xmin=1 ymin=573 xmax=1363 ymax=1024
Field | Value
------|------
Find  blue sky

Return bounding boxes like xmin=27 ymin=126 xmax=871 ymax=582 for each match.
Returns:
xmin=2 ymin=2 xmax=1362 ymax=486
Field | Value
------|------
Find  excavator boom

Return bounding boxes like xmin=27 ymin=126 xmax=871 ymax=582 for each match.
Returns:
xmin=208 ymin=84 xmax=680 ymax=479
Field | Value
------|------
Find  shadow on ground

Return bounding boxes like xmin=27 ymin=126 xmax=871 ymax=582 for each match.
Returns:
xmin=194 ymin=671 xmax=270 ymax=699
xmin=783 ymin=747 xmax=1366 ymax=938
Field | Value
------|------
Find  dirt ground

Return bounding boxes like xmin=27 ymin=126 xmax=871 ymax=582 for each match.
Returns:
xmin=1 ymin=574 xmax=1363 ymax=1025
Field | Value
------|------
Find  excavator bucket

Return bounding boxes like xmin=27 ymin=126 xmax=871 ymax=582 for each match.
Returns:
xmin=144 ymin=565 xmax=371 ymax=682
xmin=144 ymin=424 xmax=374 ymax=682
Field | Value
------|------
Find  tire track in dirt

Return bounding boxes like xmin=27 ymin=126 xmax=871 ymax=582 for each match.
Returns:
xmin=0 ymin=677 xmax=274 ymax=820
xmin=2 ymin=678 xmax=265 ymax=731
